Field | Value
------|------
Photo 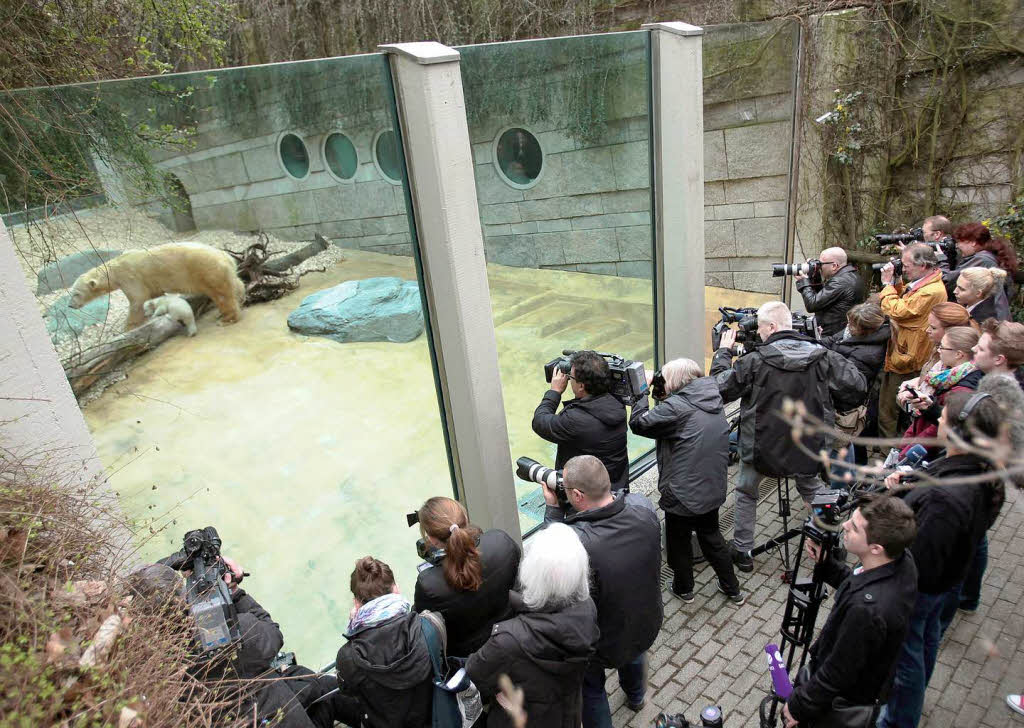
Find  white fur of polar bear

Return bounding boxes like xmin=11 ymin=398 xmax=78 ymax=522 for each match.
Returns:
xmin=144 ymin=294 xmax=198 ymax=336
xmin=68 ymin=242 xmax=245 ymax=331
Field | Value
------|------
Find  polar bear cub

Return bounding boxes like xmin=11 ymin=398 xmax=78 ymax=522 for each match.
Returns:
xmin=144 ymin=294 xmax=198 ymax=336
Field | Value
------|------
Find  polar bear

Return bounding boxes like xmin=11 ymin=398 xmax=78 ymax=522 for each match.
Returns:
xmin=144 ymin=294 xmax=198 ymax=336
xmin=68 ymin=242 xmax=245 ymax=331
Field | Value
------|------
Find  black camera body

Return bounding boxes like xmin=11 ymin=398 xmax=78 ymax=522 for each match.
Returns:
xmin=161 ymin=526 xmax=241 ymax=654
xmin=711 ymin=307 xmax=759 ymax=351
xmin=544 ymin=350 xmax=648 ymax=405
xmin=772 ymin=259 xmax=823 ymax=289
xmin=931 ymin=235 xmax=958 ymax=266
xmin=871 ymin=256 xmax=904 ymax=279
xmin=515 ymin=457 xmax=567 ymax=509
xmin=791 ymin=311 xmax=819 ymax=340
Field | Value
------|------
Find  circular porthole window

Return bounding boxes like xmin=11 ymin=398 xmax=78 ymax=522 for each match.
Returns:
xmin=373 ymin=129 xmax=402 ymax=185
xmin=323 ymin=132 xmax=358 ymax=182
xmin=493 ymin=127 xmax=543 ymax=189
xmin=278 ymin=132 xmax=310 ymax=179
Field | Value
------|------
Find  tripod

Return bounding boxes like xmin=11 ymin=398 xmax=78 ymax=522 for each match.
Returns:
xmin=746 ymin=477 xmax=801 ymax=581
xmin=758 ymin=519 xmax=841 ymax=728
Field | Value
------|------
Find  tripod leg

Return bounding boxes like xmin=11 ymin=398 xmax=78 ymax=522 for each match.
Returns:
xmin=778 ymin=478 xmax=792 ymax=578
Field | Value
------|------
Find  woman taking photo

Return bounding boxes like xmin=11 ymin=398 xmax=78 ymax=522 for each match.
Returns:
xmin=629 ymin=358 xmax=743 ymax=604
xmin=412 ymin=496 xmax=520 ymax=658
xmin=466 ymin=523 xmax=598 ymax=728
xmin=954 ymin=266 xmax=1009 ymax=323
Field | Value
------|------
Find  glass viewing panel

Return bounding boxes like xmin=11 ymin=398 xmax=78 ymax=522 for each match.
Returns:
xmin=458 ymin=32 xmax=656 ymax=532
xmin=700 ymin=20 xmax=800 ymax=366
xmin=1 ymin=54 xmax=453 ymax=668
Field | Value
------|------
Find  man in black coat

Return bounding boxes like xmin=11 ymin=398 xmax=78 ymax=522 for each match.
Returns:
xmin=713 ymin=301 xmax=867 ymax=571
xmin=796 ymin=247 xmax=865 ymax=336
xmin=532 ymin=350 xmax=629 ymax=492
xmin=543 ymin=455 xmax=663 ymax=728
xmin=783 ymin=495 xmax=918 ymax=728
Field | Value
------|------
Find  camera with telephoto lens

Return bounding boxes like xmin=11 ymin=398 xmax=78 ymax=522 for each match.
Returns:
xmin=771 ymin=259 xmax=822 ymax=288
xmin=544 ymin=350 xmax=648 ymax=405
xmin=711 ymin=307 xmax=759 ymax=351
xmin=654 ymin=705 xmax=724 ymax=728
xmin=159 ymin=526 xmax=241 ymax=654
xmin=871 ymin=256 xmax=904 ymax=279
xmin=874 ymin=228 xmax=923 ymax=246
xmin=515 ymin=457 xmax=567 ymax=509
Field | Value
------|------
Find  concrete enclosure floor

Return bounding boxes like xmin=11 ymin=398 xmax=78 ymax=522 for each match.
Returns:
xmin=80 ymin=248 xmax=771 ymax=666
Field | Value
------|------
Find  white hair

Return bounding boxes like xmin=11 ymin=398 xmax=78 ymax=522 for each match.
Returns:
xmin=520 ymin=523 xmax=590 ymax=611
xmin=757 ymin=300 xmax=793 ymax=330
xmin=661 ymin=357 xmax=703 ymax=394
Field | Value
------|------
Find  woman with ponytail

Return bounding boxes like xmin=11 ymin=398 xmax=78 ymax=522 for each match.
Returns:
xmin=413 ymin=496 xmax=520 ymax=657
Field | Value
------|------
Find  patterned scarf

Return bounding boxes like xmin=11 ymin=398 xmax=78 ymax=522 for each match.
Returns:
xmin=926 ymin=360 xmax=976 ymax=393
xmin=345 ymin=592 xmax=410 ymax=636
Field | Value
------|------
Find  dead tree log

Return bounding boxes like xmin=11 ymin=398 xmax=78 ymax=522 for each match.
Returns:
xmin=264 ymin=234 xmax=329 ymax=273
xmin=62 ymin=316 xmax=185 ymax=397
xmin=226 ymin=232 xmax=329 ymax=304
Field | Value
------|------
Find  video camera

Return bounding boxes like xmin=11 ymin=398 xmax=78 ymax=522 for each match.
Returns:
xmin=771 ymin=259 xmax=822 ymax=288
xmin=711 ymin=307 xmax=820 ymax=352
xmin=515 ymin=457 xmax=567 ymax=508
xmin=544 ymin=350 xmax=648 ymax=405
xmin=160 ymin=526 xmax=241 ymax=654
xmin=655 ymin=705 xmax=724 ymax=728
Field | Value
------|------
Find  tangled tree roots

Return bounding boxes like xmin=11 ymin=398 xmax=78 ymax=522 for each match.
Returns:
xmin=226 ymin=232 xmax=328 ymax=304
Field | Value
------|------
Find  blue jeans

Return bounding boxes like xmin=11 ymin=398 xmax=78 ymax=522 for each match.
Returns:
xmin=878 ymin=591 xmax=948 ymax=728
xmin=582 ymin=653 xmax=646 ymax=728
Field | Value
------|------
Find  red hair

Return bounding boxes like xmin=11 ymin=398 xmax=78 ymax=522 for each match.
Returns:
xmin=954 ymin=221 xmax=1018 ymax=272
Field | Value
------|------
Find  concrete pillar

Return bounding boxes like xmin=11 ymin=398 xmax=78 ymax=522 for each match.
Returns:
xmin=643 ymin=22 xmax=706 ymax=366
xmin=0 ymin=217 xmax=103 ymax=484
xmin=380 ymin=42 xmax=521 ymax=542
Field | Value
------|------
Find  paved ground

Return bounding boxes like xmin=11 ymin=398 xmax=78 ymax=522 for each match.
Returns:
xmin=606 ymin=467 xmax=1024 ymax=728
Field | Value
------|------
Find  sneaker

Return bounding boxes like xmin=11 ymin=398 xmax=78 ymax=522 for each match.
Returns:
xmin=718 ymin=582 xmax=746 ymax=606
xmin=671 ymin=589 xmax=695 ymax=603
xmin=731 ymin=547 xmax=753 ymax=573
xmin=1008 ymin=694 xmax=1024 ymax=716
xmin=627 ymin=698 xmax=646 ymax=712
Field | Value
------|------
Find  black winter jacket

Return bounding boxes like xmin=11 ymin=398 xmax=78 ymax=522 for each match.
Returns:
xmin=797 ymin=264 xmax=866 ymax=336
xmin=629 ymin=376 xmax=729 ymax=517
xmin=820 ymin=322 xmax=891 ymax=386
xmin=467 ymin=594 xmax=599 ymax=728
xmin=413 ymin=529 xmax=521 ymax=658
xmin=335 ymin=611 xmax=434 ymax=728
xmin=787 ymin=553 xmax=918 ymax=722
xmin=900 ymin=454 xmax=1005 ymax=594
xmin=545 ymin=492 xmax=662 ymax=668
xmin=532 ymin=391 xmax=629 ymax=491
xmin=711 ymin=330 xmax=868 ymax=477
xmin=969 ymin=296 xmax=1000 ymax=324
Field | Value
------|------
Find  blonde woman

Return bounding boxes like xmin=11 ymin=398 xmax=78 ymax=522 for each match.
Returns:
xmin=954 ymin=266 xmax=1009 ymax=324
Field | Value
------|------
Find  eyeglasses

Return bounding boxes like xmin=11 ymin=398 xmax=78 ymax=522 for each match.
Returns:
xmin=566 ymin=373 xmax=577 ymax=382
xmin=937 ymin=346 xmax=963 ymax=353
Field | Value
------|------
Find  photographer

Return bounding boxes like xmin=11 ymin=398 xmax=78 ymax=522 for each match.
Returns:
xmin=943 ymin=222 xmax=1016 ymax=318
xmin=629 ymin=358 xmax=744 ymax=604
xmin=880 ymin=392 xmax=1006 ymax=728
xmin=795 ymin=247 xmax=865 ymax=336
xmin=412 ymin=496 xmax=520 ymax=658
xmin=131 ymin=559 xmax=337 ymax=728
xmin=532 ymin=350 xmax=629 ymax=492
xmin=877 ymin=243 xmax=948 ymax=439
xmin=782 ymin=495 xmax=918 ymax=728
xmin=543 ymin=455 xmax=662 ymax=728
xmin=712 ymin=301 xmax=867 ymax=571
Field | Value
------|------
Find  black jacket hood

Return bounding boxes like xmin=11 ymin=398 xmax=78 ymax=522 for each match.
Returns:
xmin=571 ymin=392 xmax=627 ymax=426
xmin=511 ymin=598 xmax=598 ymax=675
xmin=759 ymin=331 xmax=828 ymax=372
xmin=678 ymin=375 xmax=724 ymax=414
xmin=340 ymin=611 xmax=432 ymax=690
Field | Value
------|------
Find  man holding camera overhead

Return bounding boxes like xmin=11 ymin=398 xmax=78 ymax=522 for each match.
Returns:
xmin=712 ymin=301 xmax=867 ymax=572
xmin=532 ymin=350 xmax=629 ymax=492
xmin=795 ymin=247 xmax=865 ymax=337
xmin=876 ymin=243 xmax=947 ymax=439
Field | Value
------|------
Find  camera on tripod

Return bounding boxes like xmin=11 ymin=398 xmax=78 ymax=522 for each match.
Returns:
xmin=544 ymin=350 xmax=648 ymax=405
xmin=515 ymin=457 xmax=567 ymax=509
xmin=160 ymin=526 xmax=241 ymax=654
xmin=772 ymin=259 xmax=822 ymax=288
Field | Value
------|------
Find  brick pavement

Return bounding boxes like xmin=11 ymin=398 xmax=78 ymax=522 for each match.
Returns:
xmin=606 ymin=468 xmax=1024 ymax=728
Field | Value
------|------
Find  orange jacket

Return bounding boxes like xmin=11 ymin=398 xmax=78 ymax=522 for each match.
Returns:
xmin=879 ymin=270 xmax=948 ymax=374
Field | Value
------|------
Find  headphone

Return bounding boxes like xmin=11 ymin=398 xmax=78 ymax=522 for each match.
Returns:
xmin=951 ymin=392 xmax=993 ymax=442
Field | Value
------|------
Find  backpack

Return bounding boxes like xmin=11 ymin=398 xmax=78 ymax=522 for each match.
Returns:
xmin=419 ymin=611 xmax=483 ymax=728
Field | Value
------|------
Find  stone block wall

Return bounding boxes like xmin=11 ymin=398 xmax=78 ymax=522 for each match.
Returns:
xmin=701 ymin=20 xmax=799 ymax=295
